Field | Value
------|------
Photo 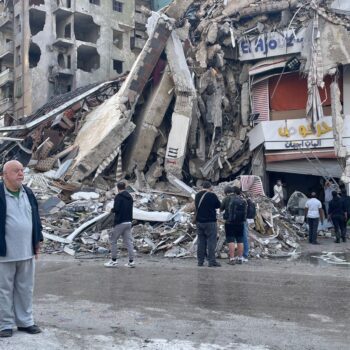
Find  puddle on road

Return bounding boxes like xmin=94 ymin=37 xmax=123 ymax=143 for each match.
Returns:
xmin=300 ymin=252 xmax=350 ymax=267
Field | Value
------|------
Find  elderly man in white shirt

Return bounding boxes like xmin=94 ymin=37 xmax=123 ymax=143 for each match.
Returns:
xmin=305 ymin=192 xmax=324 ymax=245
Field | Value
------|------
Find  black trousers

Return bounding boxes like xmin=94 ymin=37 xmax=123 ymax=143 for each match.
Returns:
xmin=332 ymin=215 xmax=346 ymax=240
xmin=308 ymin=218 xmax=319 ymax=243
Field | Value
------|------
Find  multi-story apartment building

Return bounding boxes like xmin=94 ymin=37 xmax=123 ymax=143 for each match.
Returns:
xmin=0 ymin=0 xmax=150 ymax=121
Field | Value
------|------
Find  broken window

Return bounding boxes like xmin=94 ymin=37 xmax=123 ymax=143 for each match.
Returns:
xmin=56 ymin=15 xmax=72 ymax=39
xmin=112 ymin=0 xmax=123 ymax=12
xmin=77 ymin=45 xmax=100 ymax=72
xmin=74 ymin=13 xmax=100 ymax=43
xmin=57 ymin=53 xmax=71 ymax=69
xmin=89 ymin=0 xmax=100 ymax=5
xmin=29 ymin=0 xmax=45 ymax=5
xmin=113 ymin=59 xmax=123 ymax=74
xmin=55 ymin=74 xmax=73 ymax=95
xmin=16 ymin=46 xmax=21 ymax=66
xmin=15 ymin=15 xmax=21 ymax=33
xmin=64 ymin=23 xmax=71 ymax=38
xmin=112 ymin=29 xmax=123 ymax=49
xmin=29 ymin=42 xmax=41 ymax=68
xmin=57 ymin=53 xmax=65 ymax=68
xmin=29 ymin=8 xmax=46 ymax=36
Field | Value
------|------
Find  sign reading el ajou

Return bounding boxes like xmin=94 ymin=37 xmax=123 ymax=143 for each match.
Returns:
xmin=238 ymin=29 xmax=305 ymax=61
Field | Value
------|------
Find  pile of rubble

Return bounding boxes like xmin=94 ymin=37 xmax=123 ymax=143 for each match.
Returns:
xmin=32 ymin=171 xmax=305 ymax=260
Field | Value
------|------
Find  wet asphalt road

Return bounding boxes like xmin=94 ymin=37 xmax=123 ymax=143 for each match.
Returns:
xmin=0 ymin=242 xmax=349 ymax=350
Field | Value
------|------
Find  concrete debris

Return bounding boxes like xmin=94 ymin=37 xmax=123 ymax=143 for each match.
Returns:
xmin=32 ymin=173 xmax=312 ymax=260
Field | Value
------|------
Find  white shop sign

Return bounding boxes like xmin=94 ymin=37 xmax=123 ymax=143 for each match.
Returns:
xmin=248 ymin=116 xmax=350 ymax=151
xmin=238 ymin=29 xmax=305 ymax=61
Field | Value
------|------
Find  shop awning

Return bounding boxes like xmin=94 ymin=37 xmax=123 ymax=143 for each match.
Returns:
xmin=266 ymin=159 xmax=342 ymax=178
xmin=249 ymin=57 xmax=289 ymax=76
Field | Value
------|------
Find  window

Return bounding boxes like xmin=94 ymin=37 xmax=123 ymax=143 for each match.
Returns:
xmin=112 ymin=0 xmax=123 ymax=12
xmin=16 ymin=46 xmax=21 ymax=66
xmin=113 ymin=59 xmax=123 ymax=74
xmin=67 ymin=55 xmax=71 ymax=69
xmin=16 ymin=77 xmax=22 ymax=98
xmin=90 ymin=0 xmax=100 ymax=4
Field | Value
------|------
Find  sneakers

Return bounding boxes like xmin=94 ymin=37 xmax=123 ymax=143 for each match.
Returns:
xmin=104 ymin=260 xmax=118 ymax=268
xmin=208 ymin=261 xmax=221 ymax=267
xmin=242 ymin=257 xmax=249 ymax=263
xmin=124 ymin=261 xmax=135 ymax=268
xmin=227 ymin=259 xmax=236 ymax=265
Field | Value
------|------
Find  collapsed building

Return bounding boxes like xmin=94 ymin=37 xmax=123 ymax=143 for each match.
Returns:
xmin=0 ymin=1 xmax=349 ymax=257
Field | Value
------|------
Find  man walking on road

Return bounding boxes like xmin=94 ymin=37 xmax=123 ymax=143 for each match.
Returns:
xmin=195 ymin=181 xmax=221 ymax=267
xmin=305 ymin=192 xmax=324 ymax=245
xmin=0 ymin=160 xmax=43 ymax=338
xmin=328 ymin=191 xmax=347 ymax=243
xmin=104 ymin=181 xmax=135 ymax=268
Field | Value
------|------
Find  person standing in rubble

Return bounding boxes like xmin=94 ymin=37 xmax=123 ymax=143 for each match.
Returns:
xmin=328 ymin=191 xmax=347 ymax=243
xmin=104 ymin=181 xmax=135 ymax=268
xmin=195 ymin=181 xmax=221 ymax=267
xmin=0 ymin=160 xmax=43 ymax=338
xmin=324 ymin=181 xmax=333 ymax=217
xmin=305 ymin=192 xmax=324 ymax=245
xmin=221 ymin=186 xmax=247 ymax=265
xmin=273 ymin=180 xmax=285 ymax=208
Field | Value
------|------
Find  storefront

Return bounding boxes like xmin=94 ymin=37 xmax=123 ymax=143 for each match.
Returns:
xmin=248 ymin=116 xmax=350 ymax=198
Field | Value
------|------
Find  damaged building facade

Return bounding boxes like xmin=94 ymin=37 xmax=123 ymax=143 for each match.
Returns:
xmin=244 ymin=0 xmax=350 ymax=196
xmin=0 ymin=0 xmax=151 ymax=121
xmin=1 ymin=0 xmax=350 ymax=199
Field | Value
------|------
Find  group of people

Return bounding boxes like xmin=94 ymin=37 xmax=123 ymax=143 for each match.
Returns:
xmin=194 ymin=181 xmax=253 ymax=267
xmin=305 ymin=187 xmax=349 ymax=244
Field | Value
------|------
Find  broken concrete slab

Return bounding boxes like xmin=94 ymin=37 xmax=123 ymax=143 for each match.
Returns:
xmin=69 ymin=15 xmax=173 ymax=182
xmin=125 ymin=65 xmax=174 ymax=174
xmin=133 ymin=207 xmax=173 ymax=222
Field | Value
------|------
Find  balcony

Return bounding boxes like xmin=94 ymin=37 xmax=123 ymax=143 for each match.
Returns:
xmin=0 ymin=41 xmax=14 ymax=62
xmin=0 ymin=69 xmax=14 ymax=88
xmin=0 ymin=11 xmax=13 ymax=32
xmin=53 ymin=6 xmax=73 ymax=19
xmin=53 ymin=37 xmax=74 ymax=48
xmin=57 ymin=67 xmax=73 ymax=76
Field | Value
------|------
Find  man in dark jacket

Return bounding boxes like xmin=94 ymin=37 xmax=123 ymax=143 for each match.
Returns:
xmin=221 ymin=186 xmax=247 ymax=265
xmin=104 ymin=181 xmax=135 ymax=268
xmin=328 ymin=191 xmax=347 ymax=243
xmin=0 ymin=160 xmax=43 ymax=338
xmin=195 ymin=181 xmax=221 ymax=267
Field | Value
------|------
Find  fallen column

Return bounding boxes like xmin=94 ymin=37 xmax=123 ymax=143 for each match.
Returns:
xmin=164 ymin=31 xmax=197 ymax=177
xmin=69 ymin=16 xmax=174 ymax=182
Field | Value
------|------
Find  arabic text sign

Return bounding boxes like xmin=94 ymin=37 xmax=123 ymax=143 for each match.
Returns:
xmin=262 ymin=116 xmax=336 ymax=151
xmin=238 ymin=29 xmax=305 ymax=61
